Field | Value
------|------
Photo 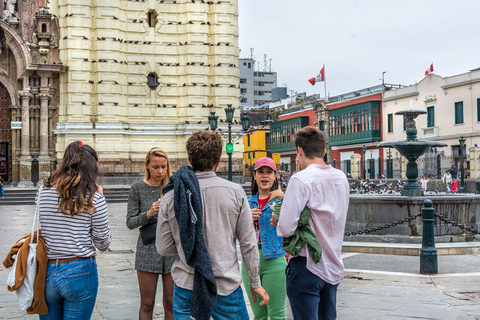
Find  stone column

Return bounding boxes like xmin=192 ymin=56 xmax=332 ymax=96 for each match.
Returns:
xmin=38 ymin=93 xmax=51 ymax=159
xmin=37 ymin=92 xmax=52 ymax=185
xmin=350 ymin=153 xmax=361 ymax=179
xmin=469 ymin=147 xmax=480 ymax=179
xmin=17 ymin=90 xmax=34 ymax=187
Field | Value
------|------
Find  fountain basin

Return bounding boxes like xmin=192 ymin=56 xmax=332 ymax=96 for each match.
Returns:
xmin=346 ymin=194 xmax=480 ymax=240
xmin=378 ymin=140 xmax=447 ymax=161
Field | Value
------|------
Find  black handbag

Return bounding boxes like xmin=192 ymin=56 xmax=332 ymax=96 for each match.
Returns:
xmin=139 ymin=222 xmax=157 ymax=245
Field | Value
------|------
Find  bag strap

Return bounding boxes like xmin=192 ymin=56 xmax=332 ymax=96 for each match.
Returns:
xmin=30 ymin=187 xmax=43 ymax=244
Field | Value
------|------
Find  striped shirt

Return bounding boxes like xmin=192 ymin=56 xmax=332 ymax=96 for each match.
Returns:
xmin=37 ymin=186 xmax=111 ymax=259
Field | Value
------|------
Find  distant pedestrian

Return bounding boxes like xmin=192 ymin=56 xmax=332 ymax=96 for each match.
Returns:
xmin=421 ymin=176 xmax=428 ymax=193
xmin=450 ymin=167 xmax=457 ymax=179
xmin=157 ymin=131 xmax=269 ymax=320
xmin=126 ymin=147 xmax=176 ymax=320
xmin=273 ymin=126 xmax=349 ymax=320
xmin=443 ymin=170 xmax=452 ymax=192
xmin=0 ymin=176 xmax=4 ymax=197
xmin=39 ymin=141 xmax=111 ymax=319
xmin=451 ymin=178 xmax=458 ymax=193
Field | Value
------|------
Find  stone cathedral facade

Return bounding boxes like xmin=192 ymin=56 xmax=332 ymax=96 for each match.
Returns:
xmin=1 ymin=0 xmax=243 ymax=186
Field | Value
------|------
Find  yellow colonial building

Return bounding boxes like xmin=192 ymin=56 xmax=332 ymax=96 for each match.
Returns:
xmin=243 ymin=128 xmax=279 ymax=177
xmin=1 ymin=0 xmax=244 ymax=186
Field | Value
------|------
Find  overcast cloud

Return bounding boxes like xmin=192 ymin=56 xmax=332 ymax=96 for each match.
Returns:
xmin=238 ymin=0 xmax=480 ymax=98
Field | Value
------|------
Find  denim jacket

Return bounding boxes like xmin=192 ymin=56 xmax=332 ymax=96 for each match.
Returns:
xmin=248 ymin=193 xmax=286 ymax=259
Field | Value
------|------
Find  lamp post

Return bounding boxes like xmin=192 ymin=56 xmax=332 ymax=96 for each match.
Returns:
xmin=207 ymin=105 xmax=250 ymax=181
xmin=459 ymin=136 xmax=466 ymax=193
xmin=362 ymin=145 xmax=366 ymax=180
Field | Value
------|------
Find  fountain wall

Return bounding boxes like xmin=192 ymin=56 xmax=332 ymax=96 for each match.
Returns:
xmin=346 ymin=194 xmax=480 ymax=240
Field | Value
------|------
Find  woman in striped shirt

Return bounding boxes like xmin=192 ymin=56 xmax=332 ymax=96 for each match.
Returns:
xmin=38 ymin=141 xmax=111 ymax=320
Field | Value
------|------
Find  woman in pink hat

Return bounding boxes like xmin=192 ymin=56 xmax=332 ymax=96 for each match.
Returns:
xmin=241 ymin=157 xmax=287 ymax=320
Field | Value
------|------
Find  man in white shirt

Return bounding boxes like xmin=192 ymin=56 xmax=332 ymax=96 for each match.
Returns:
xmin=273 ymin=126 xmax=349 ymax=320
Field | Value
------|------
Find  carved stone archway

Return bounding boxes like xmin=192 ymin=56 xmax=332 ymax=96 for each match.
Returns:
xmin=0 ymin=20 xmax=32 ymax=80
xmin=0 ymin=76 xmax=17 ymax=105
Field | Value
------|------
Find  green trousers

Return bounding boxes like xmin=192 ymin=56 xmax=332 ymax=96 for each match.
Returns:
xmin=241 ymin=249 xmax=287 ymax=320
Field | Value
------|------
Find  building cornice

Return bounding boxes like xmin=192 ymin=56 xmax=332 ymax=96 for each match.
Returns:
xmin=383 ymin=89 xmax=419 ymax=102
xmin=441 ymin=76 xmax=480 ymax=89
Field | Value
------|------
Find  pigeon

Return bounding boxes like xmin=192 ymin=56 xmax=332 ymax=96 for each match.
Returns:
xmin=133 ymin=19 xmax=137 ymax=22
xmin=63 ymin=36 xmax=67 ymax=39
xmin=128 ymin=82 xmax=133 ymax=85
xmin=99 ymin=102 xmax=104 ymax=105
xmin=114 ymin=81 xmax=119 ymax=84
xmin=83 ymin=36 xmax=88 ymax=40
xmin=189 ymin=104 xmax=193 ymax=107
xmin=183 ymin=83 xmax=186 ymax=86
xmin=172 ymin=105 xmax=176 ymax=108
xmin=113 ymin=16 xmax=118 ymax=20
xmin=114 ymin=59 xmax=118 ymax=63
xmin=82 ymin=102 xmax=86 ymax=105
xmin=114 ymin=102 xmax=118 ymax=105
xmin=84 ymin=58 xmax=88 ymax=61
xmin=185 ymin=121 xmax=189 ymax=124
xmin=197 ymin=121 xmax=202 ymax=124
xmin=88 ymin=80 xmax=94 ymax=84
xmin=98 ymin=80 xmax=102 ymax=83
xmin=189 ymin=20 xmax=193 ymax=24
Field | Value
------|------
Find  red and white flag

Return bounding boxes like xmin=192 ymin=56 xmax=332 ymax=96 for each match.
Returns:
xmin=425 ymin=63 xmax=434 ymax=76
xmin=308 ymin=67 xmax=325 ymax=85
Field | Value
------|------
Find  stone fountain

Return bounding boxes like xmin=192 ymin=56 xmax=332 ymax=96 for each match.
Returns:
xmin=378 ymin=109 xmax=447 ymax=196
xmin=345 ymin=108 xmax=480 ymax=241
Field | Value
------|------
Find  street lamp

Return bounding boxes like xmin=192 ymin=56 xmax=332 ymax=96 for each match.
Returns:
xmin=459 ymin=136 xmax=466 ymax=193
xmin=362 ymin=145 xmax=367 ymax=180
xmin=207 ymin=105 xmax=250 ymax=181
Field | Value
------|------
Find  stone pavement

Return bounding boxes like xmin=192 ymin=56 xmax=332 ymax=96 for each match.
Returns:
xmin=1 ymin=202 xmax=479 ymax=319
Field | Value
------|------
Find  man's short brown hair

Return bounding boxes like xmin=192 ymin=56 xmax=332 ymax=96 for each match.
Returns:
xmin=187 ymin=131 xmax=223 ymax=171
xmin=295 ymin=126 xmax=326 ymax=159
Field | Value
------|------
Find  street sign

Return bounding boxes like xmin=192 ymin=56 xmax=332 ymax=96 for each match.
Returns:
xmin=226 ymin=143 xmax=233 ymax=154
xmin=11 ymin=121 xmax=22 ymax=129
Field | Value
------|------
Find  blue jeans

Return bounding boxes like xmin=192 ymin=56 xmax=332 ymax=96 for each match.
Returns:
xmin=173 ymin=284 xmax=249 ymax=320
xmin=1 ymin=186 xmax=4 ymax=196
xmin=40 ymin=257 xmax=98 ymax=320
xmin=286 ymin=256 xmax=338 ymax=320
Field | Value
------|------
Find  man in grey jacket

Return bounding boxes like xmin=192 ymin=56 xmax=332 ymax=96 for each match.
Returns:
xmin=157 ymin=131 xmax=269 ymax=319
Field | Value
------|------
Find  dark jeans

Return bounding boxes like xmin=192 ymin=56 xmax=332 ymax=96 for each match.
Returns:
xmin=286 ymin=256 xmax=338 ymax=320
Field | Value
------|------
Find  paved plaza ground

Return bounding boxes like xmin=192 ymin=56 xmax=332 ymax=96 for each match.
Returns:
xmin=1 ymin=202 xmax=480 ymax=319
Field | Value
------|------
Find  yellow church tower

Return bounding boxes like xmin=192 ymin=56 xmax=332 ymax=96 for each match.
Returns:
xmin=51 ymin=0 xmax=243 ymax=182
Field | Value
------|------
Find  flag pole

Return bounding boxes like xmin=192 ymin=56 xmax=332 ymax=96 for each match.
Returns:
xmin=323 ymin=63 xmax=327 ymax=100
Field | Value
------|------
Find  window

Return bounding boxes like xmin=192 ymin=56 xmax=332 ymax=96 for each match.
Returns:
xmin=455 ymin=101 xmax=464 ymax=124
xmin=477 ymin=98 xmax=480 ymax=122
xmin=240 ymin=78 xmax=246 ymax=84
xmin=319 ymin=121 xmax=325 ymax=131
xmin=148 ymin=10 xmax=158 ymax=27
xmin=42 ymin=24 xmax=47 ymax=33
xmin=248 ymin=63 xmax=251 ymax=68
xmin=240 ymin=97 xmax=247 ymax=103
xmin=247 ymin=134 xmax=250 ymax=147
xmin=240 ymin=88 xmax=247 ymax=94
xmin=427 ymin=106 xmax=435 ymax=127
xmin=387 ymin=113 xmax=393 ymax=133
xmin=147 ymin=73 xmax=159 ymax=90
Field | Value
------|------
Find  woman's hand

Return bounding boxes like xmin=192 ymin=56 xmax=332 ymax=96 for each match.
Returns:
xmin=268 ymin=184 xmax=284 ymax=202
xmin=146 ymin=199 xmax=161 ymax=218
xmin=96 ymin=184 xmax=103 ymax=195
xmin=251 ymin=208 xmax=262 ymax=221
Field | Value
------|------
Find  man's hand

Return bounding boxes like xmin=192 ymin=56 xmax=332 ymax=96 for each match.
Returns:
xmin=250 ymin=286 xmax=269 ymax=306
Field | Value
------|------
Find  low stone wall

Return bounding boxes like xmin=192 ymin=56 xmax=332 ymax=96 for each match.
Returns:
xmin=346 ymin=194 xmax=480 ymax=237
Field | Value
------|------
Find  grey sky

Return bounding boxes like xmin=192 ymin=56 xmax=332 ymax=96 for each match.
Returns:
xmin=238 ymin=0 xmax=480 ymax=98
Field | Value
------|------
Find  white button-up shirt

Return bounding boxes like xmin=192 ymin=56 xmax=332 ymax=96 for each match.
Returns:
xmin=277 ymin=164 xmax=349 ymax=285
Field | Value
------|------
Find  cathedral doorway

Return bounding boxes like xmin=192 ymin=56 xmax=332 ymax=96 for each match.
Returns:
xmin=0 ymin=82 xmax=12 ymax=182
